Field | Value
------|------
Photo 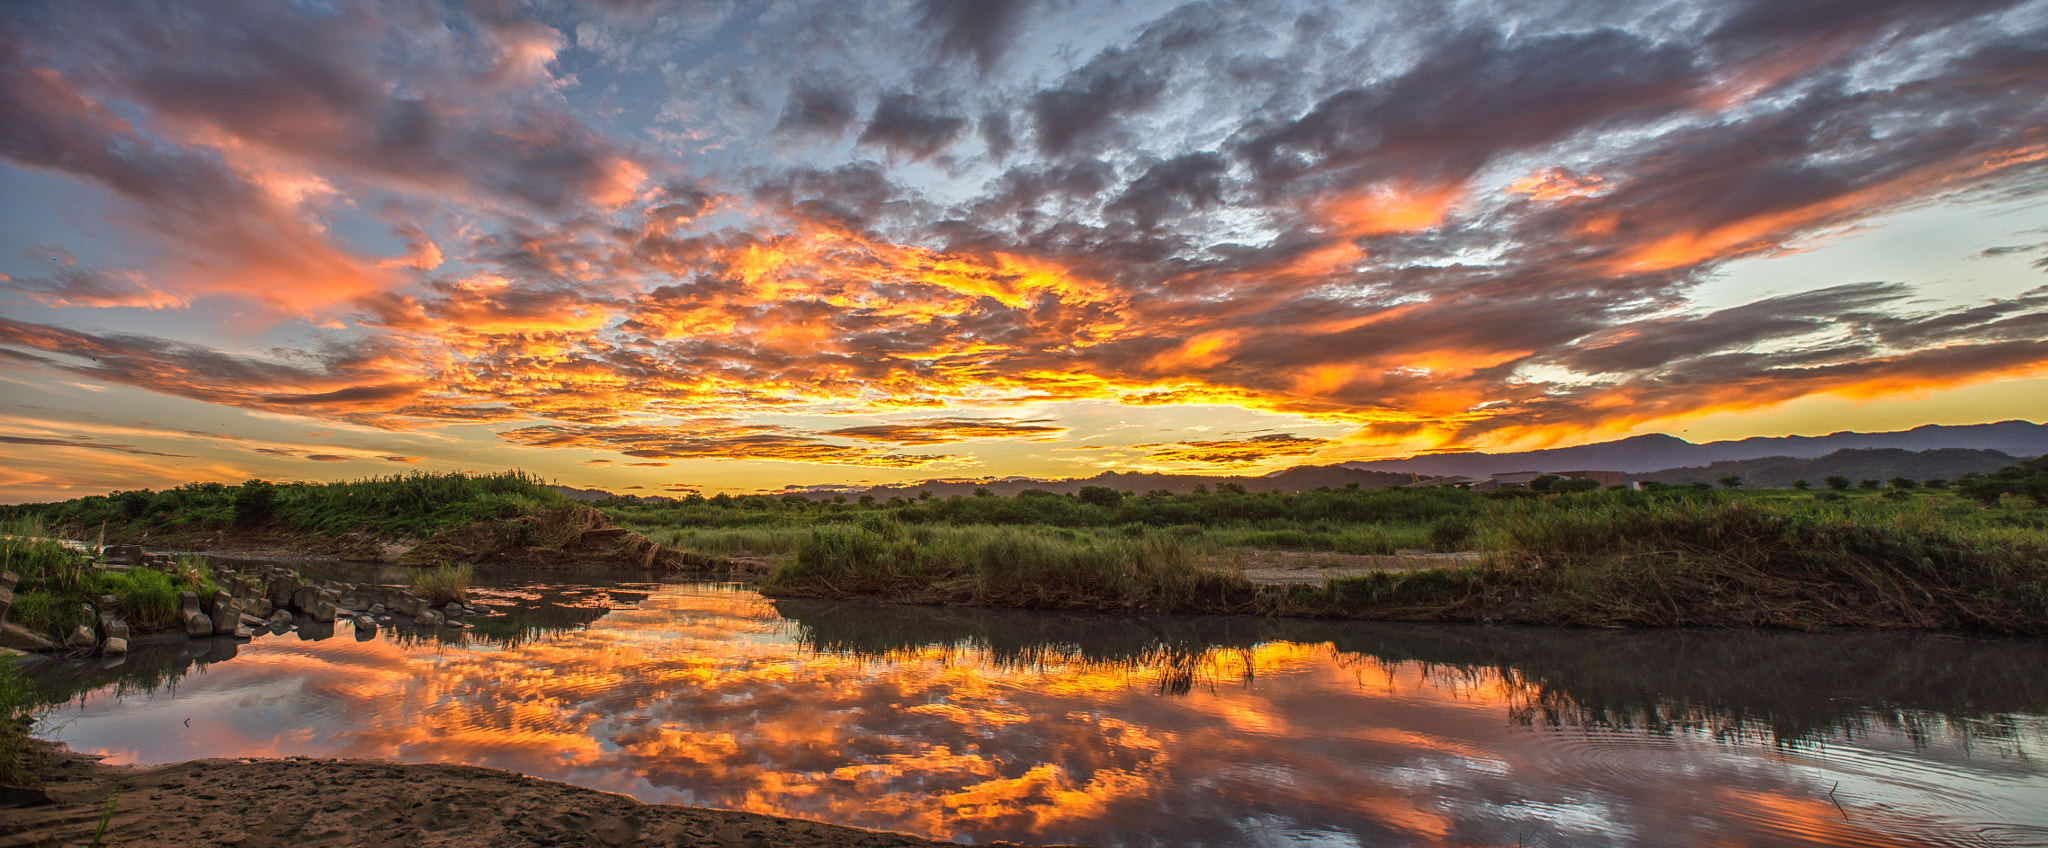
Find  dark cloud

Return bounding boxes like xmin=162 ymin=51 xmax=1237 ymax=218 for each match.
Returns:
xmin=821 ymin=417 xmax=1066 ymax=445
xmin=499 ymin=422 xmax=956 ymax=468
xmin=777 ymin=84 xmax=859 ymax=138
xmin=858 ymin=94 xmax=967 ymax=161
xmin=1030 ymin=47 xmax=1170 ymax=157
xmin=1232 ymin=28 xmax=1700 ymax=193
xmin=1131 ymin=434 xmax=1334 ymax=466
xmin=2 ymin=250 xmax=187 ymax=310
xmin=0 ymin=435 xmax=191 ymax=458
xmin=1107 ymin=153 xmax=1230 ymax=231
xmin=919 ymin=0 xmax=1035 ymax=74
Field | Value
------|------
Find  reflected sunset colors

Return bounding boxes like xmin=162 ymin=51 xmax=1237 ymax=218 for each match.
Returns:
xmin=30 ymin=581 xmax=2048 ymax=847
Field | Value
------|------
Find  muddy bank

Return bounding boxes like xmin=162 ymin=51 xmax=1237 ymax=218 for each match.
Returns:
xmin=0 ymin=745 xmax=1074 ymax=848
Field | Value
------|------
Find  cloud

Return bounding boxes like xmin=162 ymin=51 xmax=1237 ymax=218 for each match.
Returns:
xmin=919 ymin=0 xmax=1036 ymax=74
xmin=383 ymin=456 xmax=423 ymax=463
xmin=777 ymin=84 xmax=859 ymax=138
xmin=0 ymin=435 xmax=191 ymax=458
xmin=498 ymin=421 xmax=957 ymax=468
xmin=1129 ymin=434 xmax=1334 ymax=466
xmin=858 ymin=94 xmax=968 ymax=161
xmin=820 ymin=417 xmax=1067 ymax=445
xmin=5 ymin=0 xmax=2048 ymax=482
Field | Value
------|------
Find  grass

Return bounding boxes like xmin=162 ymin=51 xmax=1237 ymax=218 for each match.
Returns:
xmin=411 ymin=562 xmax=474 ymax=605
xmin=744 ymin=486 xmax=2048 ymax=633
xmin=1 ymin=516 xmax=217 ymax=640
xmin=1 ymin=470 xmax=569 ymax=545
xmin=761 ymin=519 xmax=1250 ymax=610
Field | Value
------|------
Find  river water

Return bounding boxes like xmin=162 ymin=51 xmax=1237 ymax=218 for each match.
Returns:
xmin=19 ymin=571 xmax=2048 ymax=847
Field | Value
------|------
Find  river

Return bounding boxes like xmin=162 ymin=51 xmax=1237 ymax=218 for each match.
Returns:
xmin=18 ymin=569 xmax=2048 ymax=847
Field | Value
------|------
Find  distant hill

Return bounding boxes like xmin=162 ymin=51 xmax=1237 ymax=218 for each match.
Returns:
xmin=1340 ymin=421 xmax=2048 ymax=477
xmin=1628 ymin=448 xmax=2022 ymax=489
xmin=549 ymin=485 xmax=620 ymax=502
xmin=815 ymin=465 xmax=1416 ymax=500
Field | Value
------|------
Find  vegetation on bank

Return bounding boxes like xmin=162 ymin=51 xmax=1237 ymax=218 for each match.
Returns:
xmin=3 ymin=519 xmax=219 ymax=641
xmin=599 ymin=469 xmax=2048 ymax=633
xmin=1 ymin=471 xmax=570 ymax=544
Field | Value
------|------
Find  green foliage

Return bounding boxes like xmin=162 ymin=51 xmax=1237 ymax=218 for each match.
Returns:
xmin=410 ymin=562 xmax=474 ymax=605
xmin=1957 ymin=456 xmax=2048 ymax=506
xmin=1824 ymin=476 xmax=1851 ymax=490
xmin=8 ymin=471 xmax=568 ymax=543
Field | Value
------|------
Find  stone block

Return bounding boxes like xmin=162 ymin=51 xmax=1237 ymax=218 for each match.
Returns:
xmin=0 ymin=570 xmax=16 ymax=590
xmin=266 ymin=609 xmax=293 ymax=625
xmin=308 ymin=600 xmax=336 ymax=623
xmin=102 ymin=544 xmax=144 ymax=566
xmin=0 ymin=622 xmax=55 ymax=652
xmin=416 ymin=609 xmax=443 ymax=627
xmin=243 ymin=597 xmax=273 ymax=618
xmin=100 ymin=636 xmax=127 ymax=655
xmin=368 ymin=603 xmax=387 ymax=616
xmin=292 ymin=585 xmax=321 ymax=611
xmin=0 ymin=586 xmax=11 ymax=626
xmin=268 ymin=575 xmax=300 ymax=610
xmin=210 ymin=591 xmax=239 ymax=635
xmin=103 ymin=618 xmax=130 ymax=642
xmin=179 ymin=591 xmax=201 ymax=617
xmin=66 ymin=624 xmax=97 ymax=649
xmin=185 ymin=610 xmax=214 ymax=637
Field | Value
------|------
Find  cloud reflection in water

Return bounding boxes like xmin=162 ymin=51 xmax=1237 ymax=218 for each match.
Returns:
xmin=32 ymin=581 xmax=2048 ymax=847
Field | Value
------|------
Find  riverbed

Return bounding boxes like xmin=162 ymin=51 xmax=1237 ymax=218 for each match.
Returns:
xmin=18 ymin=567 xmax=2048 ymax=847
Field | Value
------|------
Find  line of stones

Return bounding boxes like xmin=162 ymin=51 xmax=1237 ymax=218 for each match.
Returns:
xmin=37 ymin=554 xmax=484 ymax=655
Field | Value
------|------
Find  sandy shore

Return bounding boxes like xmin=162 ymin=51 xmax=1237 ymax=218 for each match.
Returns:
xmin=0 ymin=747 xmax=1076 ymax=848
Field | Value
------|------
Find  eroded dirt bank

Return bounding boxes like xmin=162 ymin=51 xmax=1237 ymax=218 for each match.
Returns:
xmin=0 ymin=746 xmax=1073 ymax=848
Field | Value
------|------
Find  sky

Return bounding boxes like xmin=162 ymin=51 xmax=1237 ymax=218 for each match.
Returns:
xmin=2 ymin=0 xmax=2047 ymax=502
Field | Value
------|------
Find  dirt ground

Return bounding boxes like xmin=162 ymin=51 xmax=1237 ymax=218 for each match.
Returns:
xmin=0 ymin=748 xmax=1077 ymax=848
xmin=1210 ymin=548 xmax=1488 ymax=584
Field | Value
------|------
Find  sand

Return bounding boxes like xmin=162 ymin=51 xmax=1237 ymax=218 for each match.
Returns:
xmin=0 ymin=748 xmax=1075 ymax=848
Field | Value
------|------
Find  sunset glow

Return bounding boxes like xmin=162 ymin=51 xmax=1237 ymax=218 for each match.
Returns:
xmin=4 ymin=0 xmax=2048 ymax=499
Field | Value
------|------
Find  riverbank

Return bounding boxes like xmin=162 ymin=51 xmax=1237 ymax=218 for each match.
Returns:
xmin=0 ymin=742 xmax=1061 ymax=848
xmin=758 ymin=496 xmax=2048 ymax=634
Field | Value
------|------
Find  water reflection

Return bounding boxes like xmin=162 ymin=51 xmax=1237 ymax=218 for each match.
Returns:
xmin=23 ymin=579 xmax=2048 ymax=848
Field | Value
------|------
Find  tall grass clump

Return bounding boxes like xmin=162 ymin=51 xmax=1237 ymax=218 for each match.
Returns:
xmin=764 ymin=519 xmax=1251 ymax=610
xmin=411 ymin=562 xmax=474 ymax=605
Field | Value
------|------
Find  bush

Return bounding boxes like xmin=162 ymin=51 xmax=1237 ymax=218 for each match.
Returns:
xmin=411 ymin=563 xmax=474 ymax=605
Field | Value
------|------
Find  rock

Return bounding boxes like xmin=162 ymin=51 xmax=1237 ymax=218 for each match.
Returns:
xmin=416 ymin=609 xmax=443 ymax=627
xmin=206 ymin=590 xmax=234 ymax=631
xmin=179 ymin=591 xmax=201 ymax=617
xmin=388 ymin=594 xmax=428 ymax=618
xmin=268 ymin=574 xmax=300 ymax=610
xmin=0 ymin=585 xmax=11 ymax=626
xmin=368 ymin=603 xmax=387 ymax=615
xmin=95 ymin=594 xmax=120 ymax=617
xmin=308 ymin=600 xmax=336 ymax=623
xmin=103 ymin=618 xmax=130 ymax=642
xmin=0 ymin=621 xmax=55 ymax=652
xmin=292 ymin=585 xmax=321 ymax=612
xmin=352 ymin=615 xmax=378 ymax=640
xmin=100 ymin=636 xmax=128 ymax=654
xmin=102 ymin=544 xmax=144 ymax=566
xmin=0 ymin=571 xmax=15 ymax=590
xmin=240 ymin=612 xmax=268 ymax=628
xmin=185 ymin=611 xmax=214 ymax=637
xmin=66 ymin=624 xmax=96 ymax=649
xmin=243 ymin=597 xmax=273 ymax=618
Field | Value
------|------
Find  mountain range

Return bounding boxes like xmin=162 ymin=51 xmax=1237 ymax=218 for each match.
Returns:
xmin=1338 ymin=420 xmax=2048 ymax=477
xmin=553 ymin=421 xmax=2046 ymax=501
